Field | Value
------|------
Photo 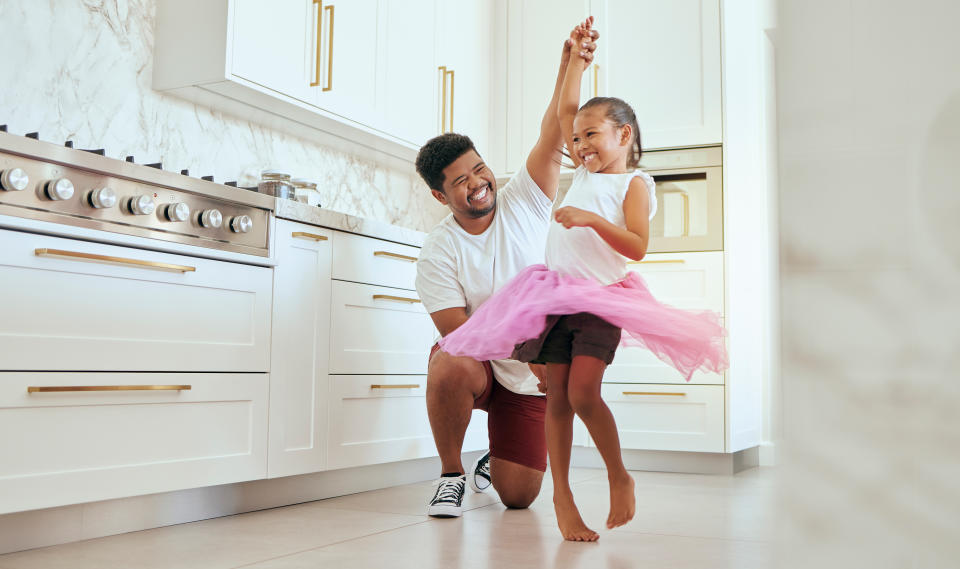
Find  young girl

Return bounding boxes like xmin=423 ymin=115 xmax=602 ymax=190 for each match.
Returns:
xmin=439 ymin=18 xmax=727 ymax=541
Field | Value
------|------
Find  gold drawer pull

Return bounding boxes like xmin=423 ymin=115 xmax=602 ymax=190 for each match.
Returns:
xmin=373 ymin=250 xmax=417 ymax=262
xmin=35 ymin=248 xmax=196 ymax=273
xmin=28 ymin=385 xmax=192 ymax=393
xmin=292 ymin=231 xmax=328 ymax=241
xmin=622 ymin=391 xmax=687 ymax=397
xmin=370 ymin=384 xmax=420 ymax=389
xmin=372 ymin=294 xmax=421 ymax=304
xmin=627 ymin=259 xmax=686 ymax=265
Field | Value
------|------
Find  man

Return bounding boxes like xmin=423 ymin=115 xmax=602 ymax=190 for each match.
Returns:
xmin=414 ymin=24 xmax=598 ymax=517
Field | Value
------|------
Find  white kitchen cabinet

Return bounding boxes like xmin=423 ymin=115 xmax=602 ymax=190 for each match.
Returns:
xmin=0 ymin=372 xmax=268 ymax=515
xmin=590 ymin=0 xmax=722 ymax=150
xmin=330 ymin=231 xmax=420 ymax=290
xmin=501 ymin=0 xmax=591 ymax=174
xmin=230 ymin=0 xmax=316 ymax=105
xmin=497 ymin=0 xmax=721 ymax=174
xmin=600 ymin=384 xmax=724 ymax=452
xmin=0 ymin=228 xmax=272 ymax=373
xmin=156 ymin=0 xmax=491 ymax=161
xmin=328 ymin=280 xmax=436 ymax=375
xmin=327 ymin=375 xmax=487 ymax=469
xmin=267 ymin=220 xmax=333 ymax=478
xmin=434 ymin=0 xmax=494 ymax=156
xmin=381 ymin=0 xmax=439 ymax=146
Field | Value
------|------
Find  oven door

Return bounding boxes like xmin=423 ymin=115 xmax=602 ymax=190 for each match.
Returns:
xmin=0 ymin=228 xmax=272 ymax=372
xmin=647 ymin=165 xmax=723 ymax=253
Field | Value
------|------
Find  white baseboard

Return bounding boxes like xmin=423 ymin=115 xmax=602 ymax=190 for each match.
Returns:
xmin=0 ymin=451 xmax=485 ymax=556
xmin=571 ymin=445 xmax=761 ymax=475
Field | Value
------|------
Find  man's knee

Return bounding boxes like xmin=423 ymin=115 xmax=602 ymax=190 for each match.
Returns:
xmin=490 ymin=458 xmax=544 ymax=509
xmin=499 ymin=486 xmax=541 ymax=509
xmin=428 ymin=349 xmax=487 ymax=396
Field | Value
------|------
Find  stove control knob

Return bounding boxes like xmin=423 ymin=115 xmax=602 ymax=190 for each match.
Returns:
xmin=230 ymin=215 xmax=253 ymax=233
xmin=44 ymin=178 xmax=75 ymax=201
xmin=164 ymin=202 xmax=190 ymax=222
xmin=0 ymin=167 xmax=29 ymax=191
xmin=89 ymin=187 xmax=117 ymax=209
xmin=199 ymin=209 xmax=223 ymax=228
xmin=128 ymin=195 xmax=156 ymax=215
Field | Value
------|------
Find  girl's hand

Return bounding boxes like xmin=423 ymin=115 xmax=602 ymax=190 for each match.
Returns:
xmin=568 ymin=17 xmax=598 ymax=64
xmin=554 ymin=206 xmax=600 ymax=229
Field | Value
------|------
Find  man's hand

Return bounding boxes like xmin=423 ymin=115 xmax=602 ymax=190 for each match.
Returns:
xmin=528 ymin=363 xmax=547 ymax=393
xmin=555 ymin=206 xmax=601 ymax=229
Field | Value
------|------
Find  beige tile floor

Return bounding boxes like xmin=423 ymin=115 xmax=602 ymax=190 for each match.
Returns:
xmin=0 ymin=467 xmax=775 ymax=569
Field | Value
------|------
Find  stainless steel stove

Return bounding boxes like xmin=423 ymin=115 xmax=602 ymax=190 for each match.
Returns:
xmin=0 ymin=128 xmax=273 ymax=257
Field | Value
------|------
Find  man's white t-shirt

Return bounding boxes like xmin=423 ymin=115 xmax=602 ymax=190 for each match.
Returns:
xmin=416 ymin=166 xmax=553 ymax=396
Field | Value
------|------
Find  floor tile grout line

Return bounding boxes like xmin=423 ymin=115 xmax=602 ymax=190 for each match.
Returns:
xmin=229 ymin=518 xmax=435 ymax=569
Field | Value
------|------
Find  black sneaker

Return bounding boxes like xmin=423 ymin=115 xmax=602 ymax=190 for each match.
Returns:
xmin=427 ymin=475 xmax=466 ymax=517
xmin=468 ymin=451 xmax=492 ymax=493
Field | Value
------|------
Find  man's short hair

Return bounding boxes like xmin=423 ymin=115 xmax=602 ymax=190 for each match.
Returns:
xmin=415 ymin=133 xmax=477 ymax=193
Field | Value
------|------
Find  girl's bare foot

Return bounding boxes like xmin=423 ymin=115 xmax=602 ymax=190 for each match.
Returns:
xmin=553 ymin=491 xmax=599 ymax=541
xmin=606 ymin=472 xmax=636 ymax=529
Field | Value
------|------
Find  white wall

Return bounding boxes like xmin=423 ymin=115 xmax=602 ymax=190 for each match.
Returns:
xmin=775 ymin=0 xmax=960 ymax=567
xmin=0 ymin=0 xmax=447 ymax=233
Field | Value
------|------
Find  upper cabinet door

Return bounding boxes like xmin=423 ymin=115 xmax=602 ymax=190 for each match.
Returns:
xmin=435 ymin=0 xmax=493 ymax=157
xmin=381 ymin=0 xmax=438 ymax=146
xmin=497 ymin=0 xmax=590 ymax=174
xmin=231 ymin=0 xmax=316 ymax=105
xmin=314 ymin=0 xmax=380 ymax=126
xmin=593 ymin=0 xmax=722 ymax=149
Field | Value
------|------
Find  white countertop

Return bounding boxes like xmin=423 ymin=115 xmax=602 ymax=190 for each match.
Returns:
xmin=274 ymin=199 xmax=427 ymax=248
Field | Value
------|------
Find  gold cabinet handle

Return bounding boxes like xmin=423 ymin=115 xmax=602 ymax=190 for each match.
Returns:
xmin=448 ymin=68 xmax=454 ymax=131
xmin=35 ymin=248 xmax=196 ymax=273
xmin=622 ymin=391 xmax=687 ymax=397
xmin=372 ymin=294 xmax=421 ymax=304
xmin=661 ymin=189 xmax=691 ymax=237
xmin=28 ymin=385 xmax=192 ymax=393
xmin=438 ymin=66 xmax=454 ymax=133
xmin=323 ymin=4 xmax=335 ymax=91
xmin=627 ymin=259 xmax=686 ymax=265
xmin=292 ymin=231 xmax=328 ymax=241
xmin=370 ymin=384 xmax=421 ymax=389
xmin=311 ymin=0 xmax=323 ymax=86
xmin=593 ymin=64 xmax=599 ymax=97
xmin=373 ymin=250 xmax=417 ymax=262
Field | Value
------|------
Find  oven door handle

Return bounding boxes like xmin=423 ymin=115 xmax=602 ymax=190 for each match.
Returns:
xmin=35 ymin=248 xmax=197 ymax=273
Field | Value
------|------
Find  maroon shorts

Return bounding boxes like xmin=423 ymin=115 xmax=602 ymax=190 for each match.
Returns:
xmin=430 ymin=345 xmax=547 ymax=472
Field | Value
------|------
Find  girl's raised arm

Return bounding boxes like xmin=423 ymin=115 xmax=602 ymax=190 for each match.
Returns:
xmin=558 ymin=17 xmax=595 ymax=169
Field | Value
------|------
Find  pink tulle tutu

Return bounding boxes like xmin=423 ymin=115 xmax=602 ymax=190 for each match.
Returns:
xmin=438 ymin=264 xmax=728 ymax=381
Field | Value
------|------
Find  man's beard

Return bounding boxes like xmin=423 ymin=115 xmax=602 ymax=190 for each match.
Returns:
xmin=466 ymin=195 xmax=496 ymax=219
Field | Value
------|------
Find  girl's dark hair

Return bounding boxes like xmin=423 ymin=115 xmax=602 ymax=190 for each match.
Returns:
xmin=579 ymin=97 xmax=643 ymax=168
xmin=415 ymin=132 xmax=478 ymax=192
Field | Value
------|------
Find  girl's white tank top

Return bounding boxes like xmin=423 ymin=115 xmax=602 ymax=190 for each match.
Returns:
xmin=545 ymin=166 xmax=657 ymax=285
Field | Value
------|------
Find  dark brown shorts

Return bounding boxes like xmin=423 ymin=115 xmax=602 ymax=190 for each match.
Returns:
xmin=429 ymin=345 xmax=547 ymax=473
xmin=512 ymin=312 xmax=622 ymax=365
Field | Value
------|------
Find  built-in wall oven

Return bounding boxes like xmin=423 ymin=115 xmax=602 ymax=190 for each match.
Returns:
xmin=0 ymin=129 xmax=275 ymax=514
xmin=640 ymin=145 xmax=723 ymax=253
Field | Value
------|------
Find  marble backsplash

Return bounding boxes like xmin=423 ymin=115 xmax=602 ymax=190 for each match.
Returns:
xmin=0 ymin=0 xmax=447 ymax=233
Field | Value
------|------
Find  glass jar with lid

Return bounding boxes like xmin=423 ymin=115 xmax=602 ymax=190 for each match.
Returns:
xmin=258 ymin=170 xmax=295 ymax=200
xmin=290 ymin=178 xmax=322 ymax=207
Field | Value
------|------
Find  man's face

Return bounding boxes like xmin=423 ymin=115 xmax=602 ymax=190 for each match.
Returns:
xmin=432 ymin=150 xmax=497 ymax=221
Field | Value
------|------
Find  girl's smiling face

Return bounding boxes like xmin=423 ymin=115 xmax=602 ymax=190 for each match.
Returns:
xmin=572 ymin=106 xmax=633 ymax=174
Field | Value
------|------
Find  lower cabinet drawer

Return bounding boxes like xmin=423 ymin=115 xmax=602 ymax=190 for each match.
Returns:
xmin=601 ymin=384 xmax=724 ymax=453
xmin=604 ymin=342 xmax=726 ymax=385
xmin=327 ymin=375 xmax=487 ymax=470
xmin=328 ymin=281 xmax=436 ymax=375
xmin=0 ymin=372 xmax=269 ymax=514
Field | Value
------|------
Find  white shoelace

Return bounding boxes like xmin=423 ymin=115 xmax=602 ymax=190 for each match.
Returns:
xmin=432 ymin=477 xmax=465 ymax=504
